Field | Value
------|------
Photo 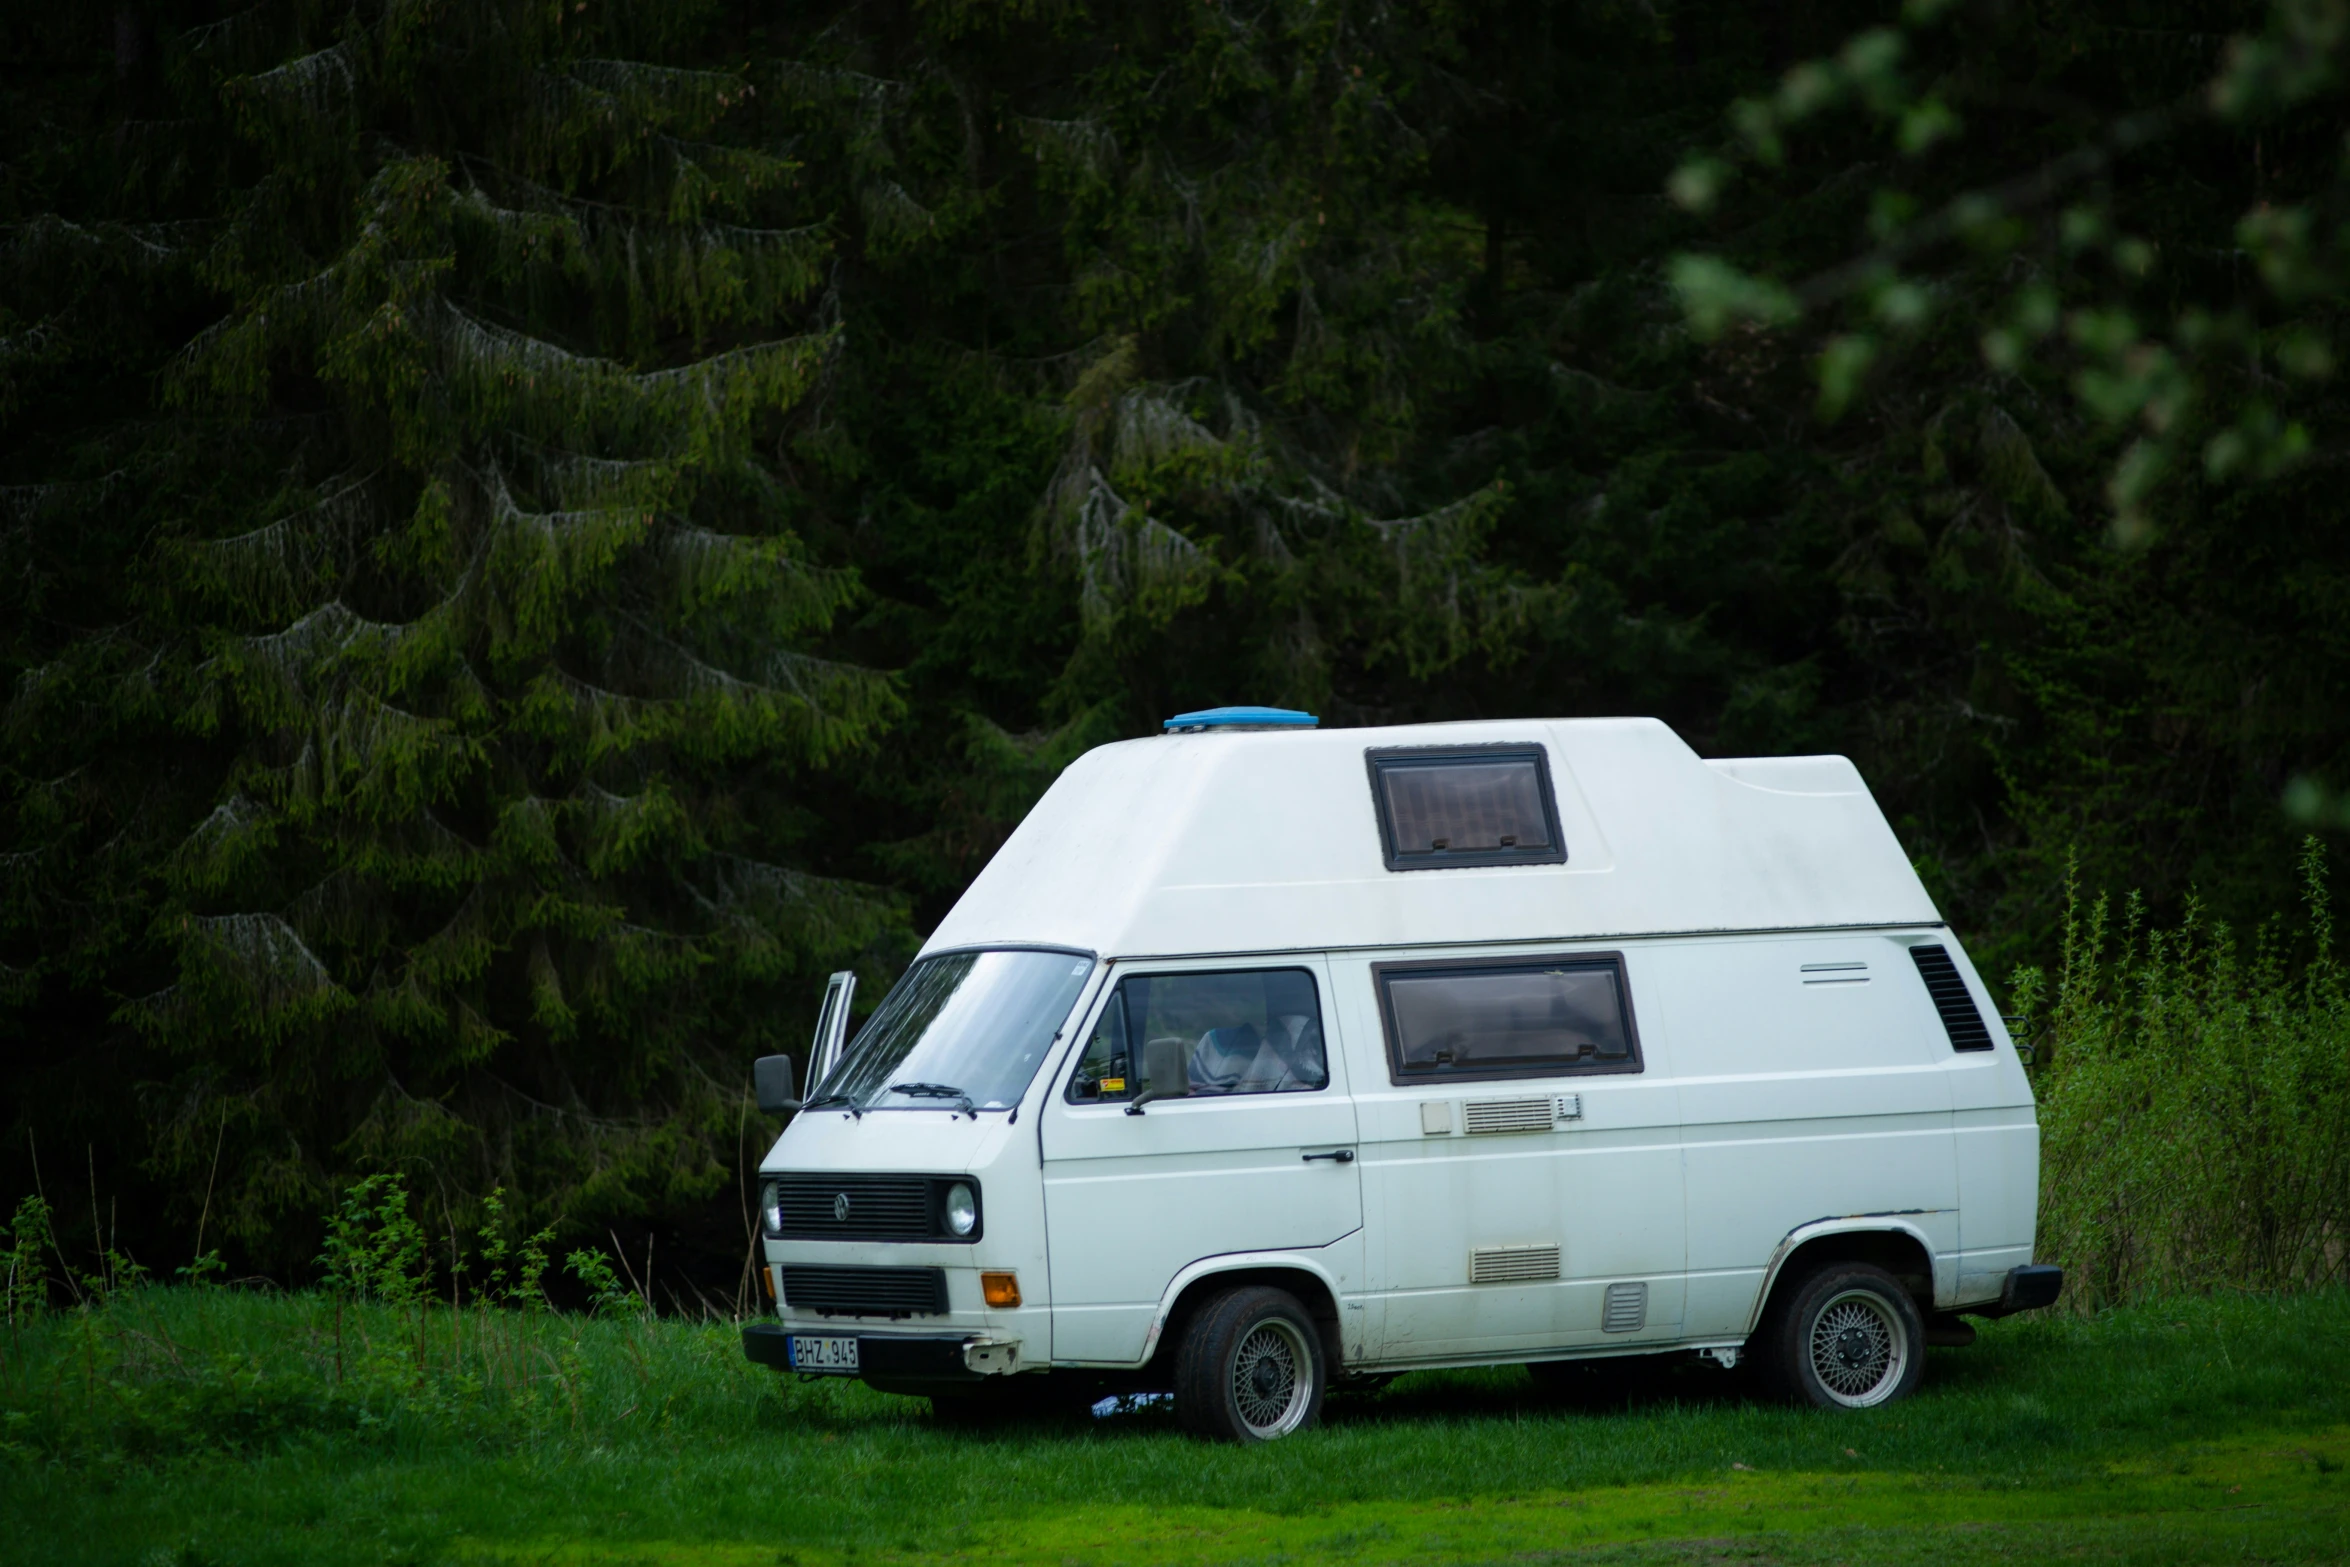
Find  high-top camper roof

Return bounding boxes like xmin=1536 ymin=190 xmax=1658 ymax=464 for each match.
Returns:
xmin=920 ymin=717 xmax=1941 ymax=961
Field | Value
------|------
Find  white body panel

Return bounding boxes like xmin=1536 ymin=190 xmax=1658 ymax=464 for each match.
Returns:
xmin=1039 ymin=957 xmax=1364 ymax=1365
xmin=1337 ymin=944 xmax=1687 ymax=1363
xmin=757 ymin=718 xmax=2043 ymax=1380
xmin=763 ymin=1105 xmax=1060 ymax=1357
xmin=1653 ymin=933 xmax=1961 ymax=1334
xmin=1942 ymin=941 xmax=2044 ymax=1304
xmin=923 ymin=719 xmax=1938 ymax=962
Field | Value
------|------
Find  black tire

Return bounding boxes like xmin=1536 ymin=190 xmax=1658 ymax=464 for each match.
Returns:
xmin=1174 ymin=1285 xmax=1326 ymax=1442
xmin=1755 ymin=1261 xmax=1926 ymax=1409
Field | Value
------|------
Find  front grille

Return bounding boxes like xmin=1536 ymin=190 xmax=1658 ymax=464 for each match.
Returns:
xmin=775 ymin=1174 xmax=936 ymax=1240
xmin=1909 ymin=944 xmax=1994 ymax=1051
xmin=781 ymin=1265 xmax=949 ymax=1319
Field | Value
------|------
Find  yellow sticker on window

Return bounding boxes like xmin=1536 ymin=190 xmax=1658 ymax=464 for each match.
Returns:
xmin=1101 ymin=1077 xmax=1126 ymax=1094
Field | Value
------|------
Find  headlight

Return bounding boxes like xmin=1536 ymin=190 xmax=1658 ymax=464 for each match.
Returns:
xmin=760 ymin=1179 xmax=782 ymax=1235
xmin=944 ymin=1181 xmax=978 ymax=1237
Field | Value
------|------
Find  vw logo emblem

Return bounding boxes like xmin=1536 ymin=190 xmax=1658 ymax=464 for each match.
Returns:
xmin=832 ymin=1192 xmax=852 ymax=1223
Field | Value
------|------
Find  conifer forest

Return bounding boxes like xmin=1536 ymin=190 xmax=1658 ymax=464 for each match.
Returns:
xmin=3 ymin=0 xmax=2347 ymax=1295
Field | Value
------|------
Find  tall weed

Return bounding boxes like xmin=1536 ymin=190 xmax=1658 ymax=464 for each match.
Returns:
xmin=316 ymin=1174 xmax=431 ymax=1306
xmin=2015 ymin=838 xmax=2350 ymax=1309
xmin=4 ymin=1198 xmax=54 ymax=1327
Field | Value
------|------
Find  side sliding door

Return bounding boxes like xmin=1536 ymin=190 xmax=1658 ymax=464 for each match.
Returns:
xmin=1337 ymin=945 xmax=1687 ymax=1365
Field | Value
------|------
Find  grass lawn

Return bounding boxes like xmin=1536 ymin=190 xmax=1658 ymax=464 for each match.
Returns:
xmin=3 ymin=1287 xmax=2346 ymax=1565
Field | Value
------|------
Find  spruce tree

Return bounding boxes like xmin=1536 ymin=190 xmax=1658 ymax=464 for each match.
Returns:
xmin=3 ymin=0 xmax=900 ymax=1264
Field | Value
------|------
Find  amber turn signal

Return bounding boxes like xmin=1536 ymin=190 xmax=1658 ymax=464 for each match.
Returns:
xmin=980 ymin=1271 xmax=1022 ymax=1308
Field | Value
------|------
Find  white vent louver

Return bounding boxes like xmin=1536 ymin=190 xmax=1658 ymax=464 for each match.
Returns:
xmin=1470 ymin=1244 xmax=1562 ymax=1284
xmin=1602 ymin=1281 xmax=1648 ymax=1333
xmin=1463 ymin=1097 xmax=1555 ymax=1134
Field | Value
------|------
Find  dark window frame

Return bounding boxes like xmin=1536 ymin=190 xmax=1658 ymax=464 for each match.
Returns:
xmin=1364 ymin=744 xmax=1569 ymax=872
xmin=1062 ymin=964 xmax=1332 ymax=1105
xmin=1372 ymin=951 xmax=1644 ymax=1085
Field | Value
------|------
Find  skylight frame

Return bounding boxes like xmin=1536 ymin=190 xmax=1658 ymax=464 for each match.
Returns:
xmin=1364 ymin=742 xmax=1569 ymax=872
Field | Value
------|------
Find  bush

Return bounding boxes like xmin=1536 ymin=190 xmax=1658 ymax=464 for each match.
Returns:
xmin=2017 ymin=838 xmax=2350 ymax=1310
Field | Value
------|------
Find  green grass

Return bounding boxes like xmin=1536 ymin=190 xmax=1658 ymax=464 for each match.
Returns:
xmin=4 ymin=1288 xmax=2348 ymax=1565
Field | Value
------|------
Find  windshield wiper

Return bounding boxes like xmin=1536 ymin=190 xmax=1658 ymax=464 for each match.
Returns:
xmin=889 ymin=1082 xmax=978 ymax=1118
xmin=800 ymin=1091 xmax=863 ymax=1119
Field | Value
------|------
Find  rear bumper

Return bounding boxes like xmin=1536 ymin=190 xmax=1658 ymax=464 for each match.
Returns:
xmin=1963 ymin=1263 xmax=2063 ymax=1318
xmin=741 ymin=1323 xmax=1018 ymax=1382
xmin=2002 ymin=1263 xmax=2063 ymax=1312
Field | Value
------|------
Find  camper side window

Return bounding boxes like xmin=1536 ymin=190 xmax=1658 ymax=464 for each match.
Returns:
xmin=1374 ymin=955 xmax=1641 ymax=1083
xmin=1066 ymin=968 xmax=1330 ymax=1102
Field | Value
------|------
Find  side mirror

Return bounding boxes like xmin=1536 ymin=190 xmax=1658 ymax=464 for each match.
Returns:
xmin=754 ymin=1054 xmax=800 ymax=1115
xmin=1124 ymin=1037 xmax=1191 ymax=1116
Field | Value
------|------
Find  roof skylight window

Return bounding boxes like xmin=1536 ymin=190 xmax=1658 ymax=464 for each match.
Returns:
xmin=1366 ymin=744 xmax=1566 ymax=871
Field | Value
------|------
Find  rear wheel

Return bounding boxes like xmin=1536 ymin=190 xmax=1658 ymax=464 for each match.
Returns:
xmin=1757 ymin=1262 xmax=1925 ymax=1409
xmin=1174 ymin=1285 xmax=1326 ymax=1442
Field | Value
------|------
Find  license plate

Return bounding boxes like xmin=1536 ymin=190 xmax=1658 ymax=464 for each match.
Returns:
xmin=787 ymin=1334 xmax=859 ymax=1373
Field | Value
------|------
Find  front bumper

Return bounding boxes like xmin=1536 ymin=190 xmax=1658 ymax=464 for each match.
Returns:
xmin=741 ymin=1323 xmax=1021 ymax=1381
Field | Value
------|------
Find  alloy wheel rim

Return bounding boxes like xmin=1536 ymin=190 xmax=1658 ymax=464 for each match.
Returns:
xmin=1806 ymin=1288 xmax=1908 ymax=1407
xmin=1230 ymin=1317 xmax=1313 ymax=1438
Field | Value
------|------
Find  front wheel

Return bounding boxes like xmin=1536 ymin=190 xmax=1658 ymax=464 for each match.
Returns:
xmin=1174 ymin=1285 xmax=1326 ymax=1442
xmin=1758 ymin=1262 xmax=1926 ymax=1409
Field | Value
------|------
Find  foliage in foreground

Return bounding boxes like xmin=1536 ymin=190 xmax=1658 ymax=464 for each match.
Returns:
xmin=2023 ymin=838 xmax=2350 ymax=1309
xmin=0 ymin=1283 xmax=712 ymax=1466
xmin=0 ymin=1284 xmax=2345 ymax=1567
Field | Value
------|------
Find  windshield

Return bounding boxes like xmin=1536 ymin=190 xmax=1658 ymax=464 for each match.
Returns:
xmin=817 ymin=949 xmax=1095 ymax=1112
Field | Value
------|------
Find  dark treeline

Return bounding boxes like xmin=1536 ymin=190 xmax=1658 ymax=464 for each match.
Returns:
xmin=2 ymin=0 xmax=2344 ymax=1292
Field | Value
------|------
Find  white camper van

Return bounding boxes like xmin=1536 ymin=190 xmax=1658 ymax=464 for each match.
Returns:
xmin=742 ymin=710 xmax=2060 ymax=1441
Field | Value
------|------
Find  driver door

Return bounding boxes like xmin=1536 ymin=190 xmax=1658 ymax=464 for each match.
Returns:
xmin=1040 ymin=959 xmax=1364 ymax=1365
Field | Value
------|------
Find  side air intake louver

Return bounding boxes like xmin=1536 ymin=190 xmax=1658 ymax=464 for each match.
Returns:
xmin=1602 ymin=1281 xmax=1648 ymax=1333
xmin=1470 ymin=1244 xmax=1561 ymax=1284
xmin=1909 ymin=944 xmax=1994 ymax=1051
xmin=1464 ymin=1098 xmax=1556 ymax=1135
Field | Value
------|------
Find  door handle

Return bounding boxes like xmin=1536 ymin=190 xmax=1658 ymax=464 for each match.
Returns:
xmin=1301 ymin=1148 xmax=1355 ymax=1164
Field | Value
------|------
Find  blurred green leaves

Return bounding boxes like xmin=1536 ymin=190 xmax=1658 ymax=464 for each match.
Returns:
xmin=1665 ymin=0 xmax=2348 ymax=546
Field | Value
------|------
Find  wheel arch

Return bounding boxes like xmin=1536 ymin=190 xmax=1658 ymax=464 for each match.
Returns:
xmin=1744 ymin=1219 xmax=1939 ymax=1337
xmin=1141 ymin=1254 xmax=1346 ymax=1378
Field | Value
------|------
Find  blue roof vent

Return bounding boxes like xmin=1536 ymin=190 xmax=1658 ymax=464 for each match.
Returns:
xmin=1162 ymin=705 xmax=1319 ymax=733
